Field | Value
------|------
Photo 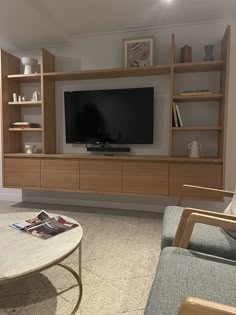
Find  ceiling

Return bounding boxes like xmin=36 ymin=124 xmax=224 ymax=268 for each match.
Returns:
xmin=0 ymin=0 xmax=235 ymax=50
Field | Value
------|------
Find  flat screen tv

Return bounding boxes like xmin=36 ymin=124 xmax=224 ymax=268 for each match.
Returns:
xmin=64 ymin=87 xmax=154 ymax=144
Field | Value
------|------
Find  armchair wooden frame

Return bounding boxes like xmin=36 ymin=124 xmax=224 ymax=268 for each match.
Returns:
xmin=173 ymin=185 xmax=236 ymax=314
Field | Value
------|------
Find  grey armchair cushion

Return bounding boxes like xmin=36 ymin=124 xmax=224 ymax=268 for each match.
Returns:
xmin=144 ymin=247 xmax=236 ymax=315
xmin=161 ymin=206 xmax=236 ymax=260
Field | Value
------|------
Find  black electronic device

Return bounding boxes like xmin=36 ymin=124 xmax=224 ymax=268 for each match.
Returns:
xmin=86 ymin=146 xmax=130 ymax=153
xmin=64 ymin=87 xmax=154 ymax=145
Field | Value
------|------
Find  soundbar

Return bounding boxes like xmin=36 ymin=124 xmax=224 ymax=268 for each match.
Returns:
xmin=87 ymin=146 xmax=130 ymax=153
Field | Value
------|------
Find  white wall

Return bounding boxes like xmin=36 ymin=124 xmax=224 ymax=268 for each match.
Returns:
xmin=2 ymin=20 xmax=236 ymax=211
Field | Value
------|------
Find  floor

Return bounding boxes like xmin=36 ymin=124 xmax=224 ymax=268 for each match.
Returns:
xmin=0 ymin=201 xmax=163 ymax=315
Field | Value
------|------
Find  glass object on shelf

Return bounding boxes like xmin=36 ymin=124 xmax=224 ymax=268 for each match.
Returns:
xmin=204 ymin=45 xmax=214 ymax=61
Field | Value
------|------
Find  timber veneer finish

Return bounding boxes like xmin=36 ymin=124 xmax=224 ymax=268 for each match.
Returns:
xmin=41 ymin=159 xmax=80 ymax=191
xmin=4 ymin=158 xmax=40 ymax=188
xmin=169 ymin=163 xmax=222 ymax=198
xmin=80 ymin=160 xmax=122 ymax=193
xmin=122 ymin=161 xmax=168 ymax=195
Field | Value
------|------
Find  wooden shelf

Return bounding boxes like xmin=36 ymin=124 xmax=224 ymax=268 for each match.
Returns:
xmin=44 ymin=65 xmax=171 ymax=81
xmin=170 ymin=157 xmax=223 ymax=163
xmin=7 ymin=73 xmax=41 ymax=82
xmin=8 ymin=128 xmax=42 ymax=132
xmin=8 ymin=101 xmax=41 ymax=106
xmin=172 ymin=126 xmax=222 ymax=131
xmin=174 ymin=60 xmax=224 ymax=73
xmin=173 ymin=93 xmax=224 ymax=102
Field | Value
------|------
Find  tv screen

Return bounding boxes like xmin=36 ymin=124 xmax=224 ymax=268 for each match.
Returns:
xmin=64 ymin=87 xmax=154 ymax=144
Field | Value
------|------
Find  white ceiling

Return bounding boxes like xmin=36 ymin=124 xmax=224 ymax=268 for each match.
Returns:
xmin=0 ymin=0 xmax=235 ymax=50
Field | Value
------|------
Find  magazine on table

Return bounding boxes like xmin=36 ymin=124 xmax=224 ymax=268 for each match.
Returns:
xmin=10 ymin=210 xmax=79 ymax=239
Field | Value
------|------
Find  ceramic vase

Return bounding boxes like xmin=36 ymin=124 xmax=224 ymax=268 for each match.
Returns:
xmin=204 ymin=45 xmax=214 ymax=61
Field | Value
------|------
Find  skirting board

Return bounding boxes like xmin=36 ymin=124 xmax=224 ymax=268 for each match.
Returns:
xmin=22 ymin=195 xmax=175 ymax=213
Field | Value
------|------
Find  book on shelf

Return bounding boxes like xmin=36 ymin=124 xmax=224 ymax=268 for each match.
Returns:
xmin=10 ymin=210 xmax=79 ymax=239
xmin=175 ymin=104 xmax=183 ymax=127
xmin=172 ymin=102 xmax=179 ymax=127
xmin=11 ymin=122 xmax=40 ymax=129
xmin=179 ymin=89 xmax=212 ymax=96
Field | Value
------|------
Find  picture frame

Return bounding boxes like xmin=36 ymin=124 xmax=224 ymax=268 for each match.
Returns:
xmin=123 ymin=37 xmax=154 ymax=68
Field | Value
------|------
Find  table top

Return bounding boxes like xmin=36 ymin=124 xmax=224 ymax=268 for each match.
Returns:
xmin=0 ymin=212 xmax=83 ymax=283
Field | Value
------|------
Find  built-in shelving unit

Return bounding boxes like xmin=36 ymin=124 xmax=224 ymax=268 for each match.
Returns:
xmin=0 ymin=26 xmax=230 ymax=198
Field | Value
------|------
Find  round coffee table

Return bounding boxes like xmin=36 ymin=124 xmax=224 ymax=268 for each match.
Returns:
xmin=0 ymin=212 xmax=83 ymax=314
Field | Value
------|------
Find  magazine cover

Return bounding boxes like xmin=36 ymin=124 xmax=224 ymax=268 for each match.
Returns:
xmin=10 ymin=210 xmax=79 ymax=239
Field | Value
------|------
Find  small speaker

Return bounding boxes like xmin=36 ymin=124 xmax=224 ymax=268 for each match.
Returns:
xmin=87 ymin=146 xmax=130 ymax=153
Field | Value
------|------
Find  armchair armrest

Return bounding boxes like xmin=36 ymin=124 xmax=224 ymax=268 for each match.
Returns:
xmin=177 ymin=185 xmax=234 ymax=206
xmin=173 ymin=208 xmax=236 ymax=246
xmin=178 ymin=297 xmax=236 ymax=315
xmin=175 ymin=212 xmax=236 ymax=249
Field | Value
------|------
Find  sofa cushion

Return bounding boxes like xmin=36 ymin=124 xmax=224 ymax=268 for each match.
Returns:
xmin=144 ymin=247 xmax=236 ymax=315
xmin=161 ymin=206 xmax=236 ymax=260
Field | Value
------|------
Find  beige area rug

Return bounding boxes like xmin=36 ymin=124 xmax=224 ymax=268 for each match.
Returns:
xmin=0 ymin=203 xmax=162 ymax=315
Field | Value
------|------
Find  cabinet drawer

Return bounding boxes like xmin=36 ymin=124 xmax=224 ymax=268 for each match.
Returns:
xmin=123 ymin=161 xmax=168 ymax=195
xmin=41 ymin=159 xmax=79 ymax=191
xmin=169 ymin=163 xmax=222 ymax=198
xmin=80 ymin=160 xmax=122 ymax=192
xmin=4 ymin=158 xmax=40 ymax=188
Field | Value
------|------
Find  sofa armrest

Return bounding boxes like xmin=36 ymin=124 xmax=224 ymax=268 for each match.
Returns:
xmin=175 ymin=212 xmax=236 ymax=249
xmin=177 ymin=185 xmax=234 ymax=206
xmin=178 ymin=297 xmax=236 ymax=315
xmin=173 ymin=208 xmax=236 ymax=246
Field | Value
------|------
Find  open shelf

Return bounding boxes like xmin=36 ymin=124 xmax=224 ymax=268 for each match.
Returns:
xmin=174 ymin=60 xmax=224 ymax=73
xmin=172 ymin=126 xmax=223 ymax=131
xmin=44 ymin=65 xmax=171 ymax=81
xmin=8 ymin=128 xmax=42 ymax=132
xmin=7 ymin=73 xmax=41 ymax=82
xmin=8 ymin=101 xmax=42 ymax=106
xmin=173 ymin=93 xmax=224 ymax=102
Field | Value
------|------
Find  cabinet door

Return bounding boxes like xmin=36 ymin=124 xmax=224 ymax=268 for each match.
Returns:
xmin=123 ymin=161 xmax=169 ymax=195
xmin=4 ymin=158 xmax=40 ymax=188
xmin=80 ymin=160 xmax=122 ymax=192
xmin=41 ymin=159 xmax=79 ymax=191
xmin=169 ymin=163 xmax=222 ymax=199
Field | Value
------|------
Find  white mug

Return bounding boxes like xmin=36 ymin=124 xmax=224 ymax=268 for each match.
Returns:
xmin=25 ymin=144 xmax=36 ymax=154
xmin=188 ymin=140 xmax=202 ymax=158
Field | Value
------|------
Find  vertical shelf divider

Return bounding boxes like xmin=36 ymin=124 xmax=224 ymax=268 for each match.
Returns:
xmin=219 ymin=25 xmax=231 ymax=188
xmin=41 ymin=49 xmax=56 ymax=154
xmin=168 ymin=34 xmax=175 ymax=157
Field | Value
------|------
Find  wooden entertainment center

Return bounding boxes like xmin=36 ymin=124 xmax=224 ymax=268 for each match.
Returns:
xmin=0 ymin=26 xmax=230 ymax=199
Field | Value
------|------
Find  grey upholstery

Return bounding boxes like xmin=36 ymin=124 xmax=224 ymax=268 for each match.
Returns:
xmin=161 ymin=206 xmax=236 ymax=260
xmin=144 ymin=247 xmax=236 ymax=315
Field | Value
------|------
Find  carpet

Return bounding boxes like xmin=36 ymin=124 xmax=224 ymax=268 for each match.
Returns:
xmin=0 ymin=202 xmax=162 ymax=314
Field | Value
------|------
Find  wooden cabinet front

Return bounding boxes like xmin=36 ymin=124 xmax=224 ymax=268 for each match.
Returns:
xmin=41 ymin=159 xmax=79 ymax=191
xmin=169 ymin=163 xmax=222 ymax=199
xmin=122 ymin=161 xmax=169 ymax=195
xmin=4 ymin=158 xmax=40 ymax=188
xmin=80 ymin=160 xmax=122 ymax=192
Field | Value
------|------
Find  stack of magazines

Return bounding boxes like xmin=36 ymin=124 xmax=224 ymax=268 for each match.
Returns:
xmin=10 ymin=210 xmax=79 ymax=239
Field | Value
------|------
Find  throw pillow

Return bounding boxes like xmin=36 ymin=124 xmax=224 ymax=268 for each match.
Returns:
xmin=223 ymin=187 xmax=236 ymax=238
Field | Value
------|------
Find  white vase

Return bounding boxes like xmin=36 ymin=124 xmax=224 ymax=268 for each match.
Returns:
xmin=188 ymin=140 xmax=202 ymax=158
xmin=21 ymin=57 xmax=37 ymax=74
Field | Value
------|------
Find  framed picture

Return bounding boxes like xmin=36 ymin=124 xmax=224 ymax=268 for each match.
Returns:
xmin=123 ymin=37 xmax=154 ymax=68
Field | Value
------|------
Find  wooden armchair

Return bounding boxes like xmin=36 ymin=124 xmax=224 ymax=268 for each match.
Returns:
xmin=144 ymin=185 xmax=236 ymax=315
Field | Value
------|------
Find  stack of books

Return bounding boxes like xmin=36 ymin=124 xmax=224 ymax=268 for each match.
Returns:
xmin=11 ymin=122 xmax=40 ymax=129
xmin=172 ymin=102 xmax=183 ymax=127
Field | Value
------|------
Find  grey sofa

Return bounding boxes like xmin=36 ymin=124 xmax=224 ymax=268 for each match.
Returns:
xmin=144 ymin=246 xmax=236 ymax=315
xmin=144 ymin=185 xmax=236 ymax=315
xmin=161 ymin=185 xmax=236 ymax=260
